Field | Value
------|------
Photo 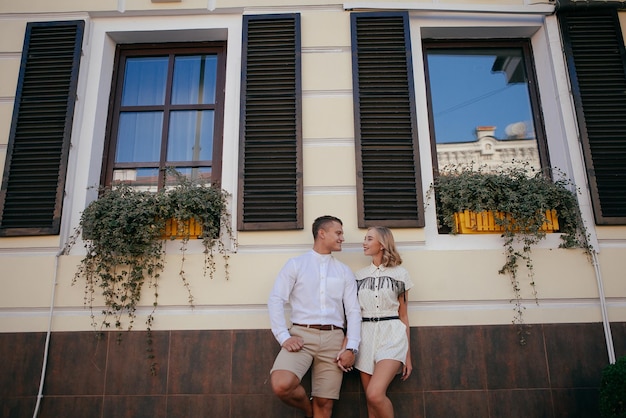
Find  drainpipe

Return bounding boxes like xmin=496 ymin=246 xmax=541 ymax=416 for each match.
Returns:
xmin=32 ymin=247 xmax=64 ymax=418
xmin=591 ymin=250 xmax=616 ymax=364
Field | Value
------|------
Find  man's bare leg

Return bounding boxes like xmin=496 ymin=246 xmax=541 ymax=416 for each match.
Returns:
xmin=270 ymin=370 xmax=313 ymax=417
xmin=312 ymin=396 xmax=334 ymax=418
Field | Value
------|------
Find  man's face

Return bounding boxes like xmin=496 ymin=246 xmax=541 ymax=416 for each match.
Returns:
xmin=320 ymin=221 xmax=345 ymax=252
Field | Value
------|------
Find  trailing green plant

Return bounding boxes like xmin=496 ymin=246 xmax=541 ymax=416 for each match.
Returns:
xmin=66 ymin=171 xmax=234 ymax=339
xmin=67 ymin=183 xmax=166 ymax=334
xmin=430 ymin=162 xmax=592 ymax=344
xmin=162 ymin=168 xmax=233 ymax=285
xmin=600 ymin=355 xmax=626 ymax=418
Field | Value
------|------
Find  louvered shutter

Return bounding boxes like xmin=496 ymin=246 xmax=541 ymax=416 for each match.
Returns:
xmin=238 ymin=14 xmax=303 ymax=231
xmin=351 ymin=12 xmax=424 ymax=228
xmin=0 ymin=21 xmax=84 ymax=236
xmin=559 ymin=8 xmax=626 ymax=224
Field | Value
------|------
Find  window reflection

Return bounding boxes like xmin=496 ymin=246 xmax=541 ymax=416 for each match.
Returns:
xmin=172 ymin=55 xmax=218 ymax=105
xmin=116 ymin=112 xmax=163 ymax=163
xmin=425 ymin=46 xmax=542 ymax=172
xmin=121 ymin=57 xmax=168 ymax=106
xmin=164 ymin=167 xmax=212 ymax=188
xmin=167 ymin=110 xmax=214 ymax=162
xmin=112 ymin=168 xmax=160 ymax=191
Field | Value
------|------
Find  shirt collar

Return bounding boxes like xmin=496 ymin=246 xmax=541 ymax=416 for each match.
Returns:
xmin=368 ymin=263 xmax=386 ymax=273
xmin=311 ymin=249 xmax=332 ymax=261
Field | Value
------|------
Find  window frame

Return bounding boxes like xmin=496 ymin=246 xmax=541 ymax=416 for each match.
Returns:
xmin=422 ymin=39 xmax=551 ymax=177
xmin=101 ymin=42 xmax=227 ymax=190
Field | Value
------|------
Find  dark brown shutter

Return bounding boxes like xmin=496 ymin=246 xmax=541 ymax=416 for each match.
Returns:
xmin=351 ymin=12 xmax=424 ymax=228
xmin=238 ymin=14 xmax=303 ymax=231
xmin=559 ymin=7 xmax=626 ymax=224
xmin=0 ymin=21 xmax=84 ymax=236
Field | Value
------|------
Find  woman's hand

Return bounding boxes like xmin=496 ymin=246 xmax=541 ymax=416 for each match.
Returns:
xmin=336 ymin=349 xmax=355 ymax=372
xmin=401 ymin=357 xmax=412 ymax=381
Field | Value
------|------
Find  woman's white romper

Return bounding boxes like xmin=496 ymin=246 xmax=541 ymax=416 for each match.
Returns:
xmin=354 ymin=264 xmax=414 ymax=375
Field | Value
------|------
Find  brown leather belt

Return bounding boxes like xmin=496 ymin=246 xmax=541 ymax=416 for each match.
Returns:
xmin=293 ymin=323 xmax=343 ymax=331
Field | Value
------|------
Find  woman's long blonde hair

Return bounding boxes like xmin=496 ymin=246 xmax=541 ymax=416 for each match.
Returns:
xmin=369 ymin=226 xmax=402 ymax=267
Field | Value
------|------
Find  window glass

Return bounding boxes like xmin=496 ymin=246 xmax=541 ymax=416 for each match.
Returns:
xmin=425 ymin=45 xmax=542 ymax=172
xmin=121 ymin=57 xmax=168 ymax=106
xmin=167 ymin=110 xmax=214 ymax=162
xmin=164 ymin=167 xmax=212 ymax=188
xmin=115 ymin=112 xmax=163 ymax=162
xmin=172 ymin=55 xmax=218 ymax=105
xmin=112 ymin=168 xmax=160 ymax=192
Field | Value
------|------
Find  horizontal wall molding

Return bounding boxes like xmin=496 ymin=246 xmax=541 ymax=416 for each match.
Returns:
xmin=237 ymin=241 xmax=425 ymax=253
xmin=0 ymin=247 xmax=62 ymax=256
xmin=304 ymin=185 xmax=356 ymax=195
xmin=1 ymin=297 xmax=623 ymax=321
xmin=598 ymin=239 xmax=626 ymax=248
xmin=344 ymin=1 xmax=555 ymax=15
xmin=304 ymin=137 xmax=354 ymax=147
xmin=303 ymin=46 xmax=350 ymax=53
xmin=302 ymin=89 xmax=352 ymax=98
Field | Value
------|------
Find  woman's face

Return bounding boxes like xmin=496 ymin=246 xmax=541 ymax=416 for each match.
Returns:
xmin=363 ymin=229 xmax=383 ymax=257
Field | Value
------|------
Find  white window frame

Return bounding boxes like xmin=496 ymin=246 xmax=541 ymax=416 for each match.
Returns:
xmin=406 ymin=12 xmax=596 ymax=250
xmin=63 ymin=15 xmax=243 ymax=253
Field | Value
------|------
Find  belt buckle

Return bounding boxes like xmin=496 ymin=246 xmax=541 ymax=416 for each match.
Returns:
xmin=373 ymin=317 xmax=380 ymax=322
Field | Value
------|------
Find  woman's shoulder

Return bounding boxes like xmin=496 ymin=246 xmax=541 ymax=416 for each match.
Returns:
xmin=355 ymin=264 xmax=374 ymax=279
xmin=386 ymin=265 xmax=412 ymax=282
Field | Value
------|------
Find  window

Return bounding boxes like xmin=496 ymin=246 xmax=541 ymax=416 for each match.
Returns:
xmin=423 ymin=40 xmax=550 ymax=175
xmin=558 ymin=7 xmax=626 ymax=224
xmin=0 ymin=21 xmax=84 ymax=236
xmin=351 ymin=12 xmax=424 ymax=228
xmin=102 ymin=43 xmax=226 ymax=190
xmin=238 ymin=14 xmax=302 ymax=231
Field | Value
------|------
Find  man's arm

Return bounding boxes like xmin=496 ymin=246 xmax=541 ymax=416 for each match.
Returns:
xmin=268 ymin=259 xmax=295 ymax=346
xmin=343 ymin=270 xmax=361 ymax=351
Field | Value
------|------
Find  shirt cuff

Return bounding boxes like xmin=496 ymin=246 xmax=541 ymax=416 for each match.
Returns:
xmin=277 ymin=331 xmax=291 ymax=346
xmin=346 ymin=339 xmax=359 ymax=352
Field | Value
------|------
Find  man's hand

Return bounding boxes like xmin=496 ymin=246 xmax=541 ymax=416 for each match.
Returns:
xmin=335 ymin=349 xmax=355 ymax=372
xmin=281 ymin=336 xmax=305 ymax=352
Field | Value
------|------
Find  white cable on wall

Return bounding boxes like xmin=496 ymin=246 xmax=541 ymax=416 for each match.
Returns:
xmin=32 ymin=248 xmax=63 ymax=418
xmin=592 ymin=250 xmax=616 ymax=364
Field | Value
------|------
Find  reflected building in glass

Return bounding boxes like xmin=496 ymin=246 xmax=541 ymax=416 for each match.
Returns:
xmin=436 ymin=125 xmax=541 ymax=172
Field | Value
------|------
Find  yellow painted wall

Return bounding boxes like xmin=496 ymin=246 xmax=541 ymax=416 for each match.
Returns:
xmin=0 ymin=2 xmax=624 ymax=337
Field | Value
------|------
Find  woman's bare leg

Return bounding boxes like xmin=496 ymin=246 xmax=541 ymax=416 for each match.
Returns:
xmin=362 ymin=360 xmax=401 ymax=418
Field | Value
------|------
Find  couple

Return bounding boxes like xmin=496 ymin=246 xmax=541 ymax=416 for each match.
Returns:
xmin=268 ymin=215 xmax=414 ymax=418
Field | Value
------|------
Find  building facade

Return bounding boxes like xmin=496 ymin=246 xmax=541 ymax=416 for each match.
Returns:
xmin=1 ymin=0 xmax=625 ymax=417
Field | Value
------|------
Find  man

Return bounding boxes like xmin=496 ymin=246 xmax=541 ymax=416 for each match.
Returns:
xmin=268 ymin=215 xmax=361 ymax=418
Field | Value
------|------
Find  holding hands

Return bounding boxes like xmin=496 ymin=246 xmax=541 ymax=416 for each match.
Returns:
xmin=335 ymin=348 xmax=356 ymax=372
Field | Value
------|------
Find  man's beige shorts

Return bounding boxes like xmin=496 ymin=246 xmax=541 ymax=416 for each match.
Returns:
xmin=271 ymin=325 xmax=345 ymax=399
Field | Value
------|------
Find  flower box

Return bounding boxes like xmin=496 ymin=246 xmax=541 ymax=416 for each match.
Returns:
xmin=162 ymin=218 xmax=202 ymax=239
xmin=453 ymin=209 xmax=559 ymax=234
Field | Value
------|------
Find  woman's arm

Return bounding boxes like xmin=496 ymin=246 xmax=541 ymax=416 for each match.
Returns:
xmin=398 ymin=291 xmax=412 ymax=380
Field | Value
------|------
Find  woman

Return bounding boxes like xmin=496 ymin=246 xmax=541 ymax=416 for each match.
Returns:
xmin=355 ymin=226 xmax=413 ymax=418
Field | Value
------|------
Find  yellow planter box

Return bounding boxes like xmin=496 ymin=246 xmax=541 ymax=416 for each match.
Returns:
xmin=453 ymin=209 xmax=559 ymax=234
xmin=162 ymin=218 xmax=202 ymax=239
